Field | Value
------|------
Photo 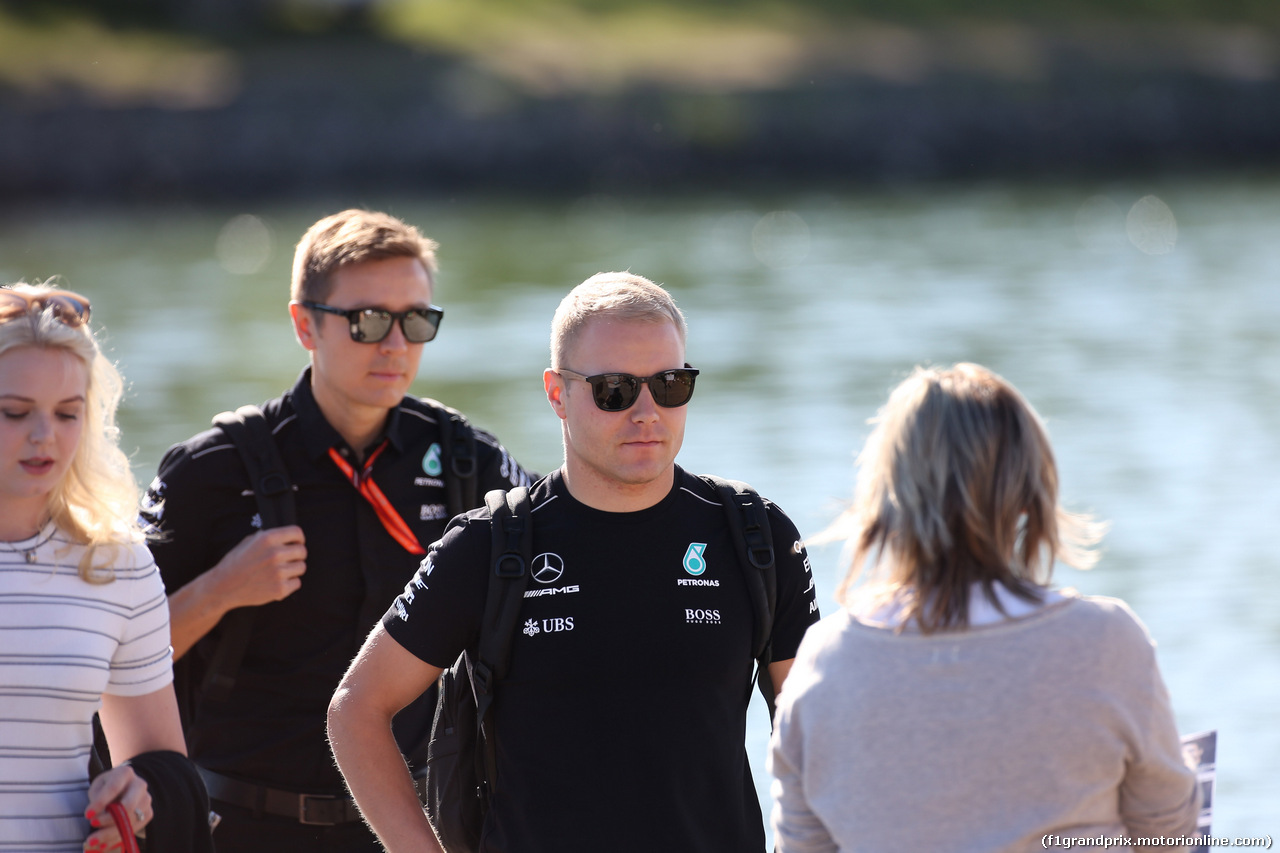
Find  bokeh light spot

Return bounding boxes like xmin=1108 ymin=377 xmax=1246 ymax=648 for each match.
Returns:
xmin=1126 ymin=195 xmax=1178 ymax=255
xmin=216 ymin=214 xmax=274 ymax=275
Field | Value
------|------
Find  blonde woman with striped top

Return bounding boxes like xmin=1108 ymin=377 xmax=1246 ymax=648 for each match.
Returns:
xmin=0 ymin=284 xmax=184 ymax=852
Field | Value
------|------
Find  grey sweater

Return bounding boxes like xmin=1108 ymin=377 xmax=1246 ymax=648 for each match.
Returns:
xmin=769 ymin=594 xmax=1200 ymax=852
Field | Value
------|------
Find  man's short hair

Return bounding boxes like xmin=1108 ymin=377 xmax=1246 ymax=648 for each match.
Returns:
xmin=291 ymin=209 xmax=439 ymax=304
xmin=550 ymin=272 xmax=687 ymax=368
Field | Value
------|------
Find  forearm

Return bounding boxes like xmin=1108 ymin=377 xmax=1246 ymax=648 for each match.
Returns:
xmin=328 ymin=692 xmax=442 ymax=852
xmin=769 ymin=658 xmax=796 ymax=696
xmin=99 ymin=687 xmax=188 ymax=758
xmin=167 ymin=571 xmax=235 ymax=660
xmin=166 ymin=525 xmax=309 ymax=660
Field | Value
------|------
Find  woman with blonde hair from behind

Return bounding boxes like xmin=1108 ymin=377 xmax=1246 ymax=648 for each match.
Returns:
xmin=769 ymin=363 xmax=1200 ymax=853
xmin=0 ymin=284 xmax=188 ymax=851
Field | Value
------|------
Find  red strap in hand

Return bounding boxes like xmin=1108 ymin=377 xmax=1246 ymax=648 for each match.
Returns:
xmin=105 ymin=802 xmax=141 ymax=853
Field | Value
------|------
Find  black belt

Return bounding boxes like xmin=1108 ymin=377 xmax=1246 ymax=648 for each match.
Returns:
xmin=198 ymin=767 xmax=427 ymax=827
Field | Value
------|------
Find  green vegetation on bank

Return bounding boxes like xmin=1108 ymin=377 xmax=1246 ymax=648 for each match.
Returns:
xmin=2 ymin=0 xmax=1278 ymax=103
xmin=0 ymin=6 xmax=234 ymax=105
xmin=371 ymin=0 xmax=1280 ymax=95
xmin=8 ymin=0 xmax=1280 ymax=33
xmin=373 ymin=0 xmax=1280 ymax=33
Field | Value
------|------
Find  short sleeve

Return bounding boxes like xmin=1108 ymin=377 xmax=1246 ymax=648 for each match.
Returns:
xmin=383 ymin=513 xmax=491 ymax=669
xmin=140 ymin=442 xmax=216 ymax=594
xmin=766 ymin=502 xmax=821 ymax=662
xmin=105 ymin=542 xmax=175 ymax=697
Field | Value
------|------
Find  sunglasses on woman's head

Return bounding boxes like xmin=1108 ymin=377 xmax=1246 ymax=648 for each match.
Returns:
xmin=301 ymin=301 xmax=444 ymax=344
xmin=0 ymin=289 xmax=91 ymax=328
xmin=556 ymin=366 xmax=700 ymax=412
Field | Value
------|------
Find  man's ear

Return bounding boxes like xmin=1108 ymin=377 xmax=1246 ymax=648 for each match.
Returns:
xmin=544 ymin=368 xmax=568 ymax=420
xmin=290 ymin=301 xmax=318 ymax=351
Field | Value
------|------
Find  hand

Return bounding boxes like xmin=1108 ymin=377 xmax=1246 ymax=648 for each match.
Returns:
xmin=83 ymin=765 xmax=149 ymax=852
xmin=167 ymin=524 xmax=309 ymax=660
xmin=213 ymin=525 xmax=307 ymax=609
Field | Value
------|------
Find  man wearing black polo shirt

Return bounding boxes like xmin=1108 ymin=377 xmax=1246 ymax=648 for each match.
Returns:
xmin=328 ymin=271 xmax=821 ymax=852
xmin=140 ymin=209 xmax=532 ymax=851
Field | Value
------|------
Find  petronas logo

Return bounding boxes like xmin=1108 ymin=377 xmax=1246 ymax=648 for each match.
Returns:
xmin=423 ymin=443 xmax=443 ymax=476
xmin=683 ymin=543 xmax=708 ymax=576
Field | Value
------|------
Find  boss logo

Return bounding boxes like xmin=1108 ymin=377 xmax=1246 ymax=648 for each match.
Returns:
xmin=685 ymin=608 xmax=721 ymax=625
xmin=419 ymin=504 xmax=448 ymax=521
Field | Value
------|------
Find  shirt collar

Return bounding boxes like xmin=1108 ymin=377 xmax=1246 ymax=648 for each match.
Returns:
xmin=289 ymin=366 xmax=409 ymax=460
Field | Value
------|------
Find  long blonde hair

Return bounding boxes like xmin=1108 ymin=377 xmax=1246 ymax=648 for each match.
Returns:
xmin=820 ymin=363 xmax=1106 ymax=633
xmin=0 ymin=283 xmax=141 ymax=581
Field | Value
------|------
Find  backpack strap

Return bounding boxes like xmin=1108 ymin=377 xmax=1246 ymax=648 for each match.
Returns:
xmin=699 ymin=474 xmax=778 ymax=721
xmin=472 ymin=486 xmax=533 ymax=799
xmin=201 ymin=405 xmax=296 ymax=703
xmin=213 ymin=406 xmax=296 ymax=529
xmin=430 ymin=400 xmax=478 ymax=521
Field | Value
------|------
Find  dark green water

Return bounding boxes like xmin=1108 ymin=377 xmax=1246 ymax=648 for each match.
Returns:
xmin=3 ymin=176 xmax=1277 ymax=832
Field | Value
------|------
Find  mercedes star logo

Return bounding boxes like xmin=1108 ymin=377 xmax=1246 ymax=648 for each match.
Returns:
xmin=532 ymin=552 xmax=565 ymax=584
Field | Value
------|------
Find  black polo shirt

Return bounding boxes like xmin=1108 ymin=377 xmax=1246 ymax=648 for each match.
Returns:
xmin=141 ymin=367 xmax=533 ymax=794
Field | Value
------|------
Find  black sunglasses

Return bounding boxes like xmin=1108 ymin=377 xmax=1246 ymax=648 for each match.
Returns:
xmin=301 ymin=301 xmax=444 ymax=344
xmin=557 ymin=366 xmax=700 ymax=412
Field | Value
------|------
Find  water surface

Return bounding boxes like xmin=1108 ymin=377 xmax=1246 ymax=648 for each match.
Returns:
xmin=3 ymin=175 xmax=1276 ymax=833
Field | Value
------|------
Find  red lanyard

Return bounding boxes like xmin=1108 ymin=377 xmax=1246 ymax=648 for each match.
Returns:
xmin=328 ymin=441 xmax=426 ymax=556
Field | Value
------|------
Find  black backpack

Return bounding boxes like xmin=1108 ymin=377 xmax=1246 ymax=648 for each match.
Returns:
xmin=178 ymin=401 xmax=477 ymax=716
xmin=422 ymin=475 xmax=778 ymax=853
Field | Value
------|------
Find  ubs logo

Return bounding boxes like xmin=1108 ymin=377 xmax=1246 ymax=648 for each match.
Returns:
xmin=532 ymin=552 xmax=565 ymax=584
xmin=524 ymin=616 xmax=575 ymax=636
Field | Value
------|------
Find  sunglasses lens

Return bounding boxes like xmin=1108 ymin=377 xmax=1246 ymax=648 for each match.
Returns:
xmin=402 ymin=309 xmax=441 ymax=343
xmin=590 ymin=375 xmax=639 ymax=412
xmin=650 ymin=369 xmax=697 ymax=407
xmin=47 ymin=294 xmax=90 ymax=327
xmin=352 ymin=311 xmax=393 ymax=343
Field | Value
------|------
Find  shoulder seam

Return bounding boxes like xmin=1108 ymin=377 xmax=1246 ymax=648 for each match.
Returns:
xmin=679 ymin=486 xmax=723 ymax=508
xmin=271 ymin=413 xmax=297 ymax=435
xmin=190 ymin=443 xmax=236 ymax=460
xmin=398 ymin=407 xmax=439 ymax=425
xmin=531 ymin=493 xmax=559 ymax=513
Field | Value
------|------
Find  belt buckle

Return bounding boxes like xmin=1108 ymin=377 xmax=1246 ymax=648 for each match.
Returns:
xmin=298 ymin=793 xmax=345 ymax=826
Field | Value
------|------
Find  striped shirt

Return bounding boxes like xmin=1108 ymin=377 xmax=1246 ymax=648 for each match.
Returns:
xmin=0 ymin=524 xmax=173 ymax=852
